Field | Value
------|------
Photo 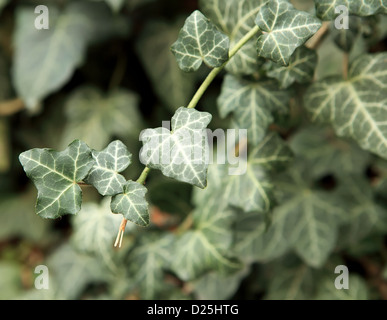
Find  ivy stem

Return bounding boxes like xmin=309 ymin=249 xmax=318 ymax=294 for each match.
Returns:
xmin=136 ymin=166 xmax=151 ymax=185
xmin=114 ymin=25 xmax=261 ymax=247
xmin=187 ymin=25 xmax=260 ymax=109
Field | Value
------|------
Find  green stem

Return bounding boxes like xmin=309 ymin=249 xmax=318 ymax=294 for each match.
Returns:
xmin=136 ymin=166 xmax=151 ymax=185
xmin=187 ymin=25 xmax=260 ymax=109
xmin=135 ymin=25 xmax=260 ymax=182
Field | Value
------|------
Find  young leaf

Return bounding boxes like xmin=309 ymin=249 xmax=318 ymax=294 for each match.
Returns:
xmin=218 ymin=74 xmax=291 ymax=144
xmin=265 ymin=46 xmax=318 ymax=89
xmin=315 ymin=0 xmax=387 ymax=20
xmin=84 ymin=140 xmax=132 ymax=196
xmin=140 ymin=107 xmax=212 ymax=188
xmin=255 ymin=0 xmax=322 ymax=66
xmin=19 ymin=140 xmax=94 ymax=219
xmin=110 ymin=180 xmax=149 ymax=226
xmin=171 ymin=10 xmax=230 ymax=72
xmin=199 ymin=0 xmax=267 ymax=75
xmin=304 ymin=53 xmax=387 ymax=159
xmin=61 ymin=86 xmax=142 ymax=150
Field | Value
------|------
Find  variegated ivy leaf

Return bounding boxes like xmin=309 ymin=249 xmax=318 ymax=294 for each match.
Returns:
xmin=110 ymin=180 xmax=149 ymax=226
xmin=315 ymin=0 xmax=387 ymax=21
xmin=84 ymin=140 xmax=131 ymax=196
xmin=172 ymin=195 xmax=242 ymax=281
xmin=265 ymin=46 xmax=318 ymax=89
xmin=19 ymin=140 xmax=94 ymax=219
xmin=171 ymin=10 xmax=230 ymax=72
xmin=71 ymin=198 xmax=123 ymax=271
xmin=200 ymin=0 xmax=267 ymax=75
xmin=128 ymin=233 xmax=174 ymax=299
xmin=304 ymin=53 xmax=387 ymax=159
xmin=140 ymin=107 xmax=212 ymax=188
xmin=255 ymin=0 xmax=322 ymax=66
xmin=226 ymin=133 xmax=293 ymax=213
xmin=218 ymin=74 xmax=291 ymax=144
xmin=274 ymin=165 xmax=347 ymax=267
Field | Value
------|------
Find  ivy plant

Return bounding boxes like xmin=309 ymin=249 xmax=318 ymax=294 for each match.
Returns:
xmin=1 ymin=0 xmax=386 ymax=299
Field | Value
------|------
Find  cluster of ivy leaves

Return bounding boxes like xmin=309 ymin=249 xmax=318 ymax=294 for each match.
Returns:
xmin=1 ymin=0 xmax=387 ymax=300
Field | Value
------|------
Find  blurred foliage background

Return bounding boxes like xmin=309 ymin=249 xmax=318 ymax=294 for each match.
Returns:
xmin=1 ymin=0 xmax=387 ymax=300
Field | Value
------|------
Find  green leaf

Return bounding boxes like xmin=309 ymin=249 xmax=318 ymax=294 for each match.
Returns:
xmin=140 ymin=107 xmax=212 ymax=188
xmin=336 ymin=176 xmax=387 ymax=248
xmin=0 ymin=0 xmax=8 ymax=13
xmin=265 ymin=46 xmax=318 ymax=89
xmin=316 ymin=275 xmax=369 ymax=300
xmin=290 ymin=126 xmax=370 ymax=179
xmin=12 ymin=2 xmax=124 ymax=109
xmin=0 ymin=190 xmax=52 ymax=242
xmin=200 ymin=0 xmax=267 ymax=75
xmin=265 ymin=256 xmax=317 ymax=300
xmin=110 ymin=180 xmax=149 ymax=226
xmin=128 ymin=232 xmax=174 ymax=299
xmin=274 ymin=166 xmax=346 ymax=267
xmin=192 ymin=267 xmax=249 ymax=300
xmin=84 ymin=140 xmax=132 ymax=196
xmin=71 ymin=198 xmax=123 ymax=271
xmin=136 ymin=20 xmax=195 ymax=111
xmin=171 ymin=10 xmax=230 ymax=72
xmin=255 ymin=0 xmax=322 ymax=66
xmin=19 ymin=140 xmax=94 ymax=219
xmin=0 ymin=262 xmax=22 ymax=300
xmin=315 ymin=0 xmax=387 ymax=20
xmin=91 ymin=0 xmax=125 ymax=12
xmin=172 ymin=196 xmax=242 ymax=281
xmin=61 ymin=86 xmax=142 ymax=150
xmin=234 ymin=209 xmax=291 ymax=263
xmin=46 ymin=244 xmax=106 ymax=299
xmin=231 ymin=133 xmax=293 ymax=212
xmin=218 ymin=74 xmax=291 ymax=145
xmin=304 ymin=53 xmax=387 ymax=159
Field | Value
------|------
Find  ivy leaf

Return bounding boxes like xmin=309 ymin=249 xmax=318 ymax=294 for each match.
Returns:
xmin=265 ymin=46 xmax=318 ymax=89
xmin=61 ymin=86 xmax=142 ymax=150
xmin=315 ymin=0 xmax=387 ymax=20
xmin=90 ymin=0 xmax=125 ymax=12
xmin=13 ymin=2 xmax=124 ymax=109
xmin=172 ymin=197 xmax=242 ymax=281
xmin=336 ymin=176 xmax=387 ymax=248
xmin=84 ymin=140 xmax=131 ymax=196
xmin=234 ymin=209 xmax=291 ymax=263
xmin=199 ymin=0 xmax=267 ymax=75
xmin=255 ymin=0 xmax=322 ymax=66
xmin=110 ymin=181 xmax=149 ymax=226
xmin=46 ymin=244 xmax=106 ymax=299
xmin=71 ymin=198 xmax=123 ymax=271
xmin=136 ymin=20 xmax=195 ymax=111
xmin=140 ymin=107 xmax=212 ymax=188
xmin=316 ymin=275 xmax=369 ymax=300
xmin=171 ymin=10 xmax=230 ymax=72
xmin=218 ymin=74 xmax=291 ymax=145
xmin=304 ymin=53 xmax=387 ymax=159
xmin=227 ymin=133 xmax=293 ymax=213
xmin=128 ymin=232 xmax=174 ymax=299
xmin=274 ymin=166 xmax=347 ymax=267
xmin=265 ymin=256 xmax=317 ymax=300
xmin=19 ymin=140 xmax=94 ymax=219
xmin=290 ymin=126 xmax=370 ymax=179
